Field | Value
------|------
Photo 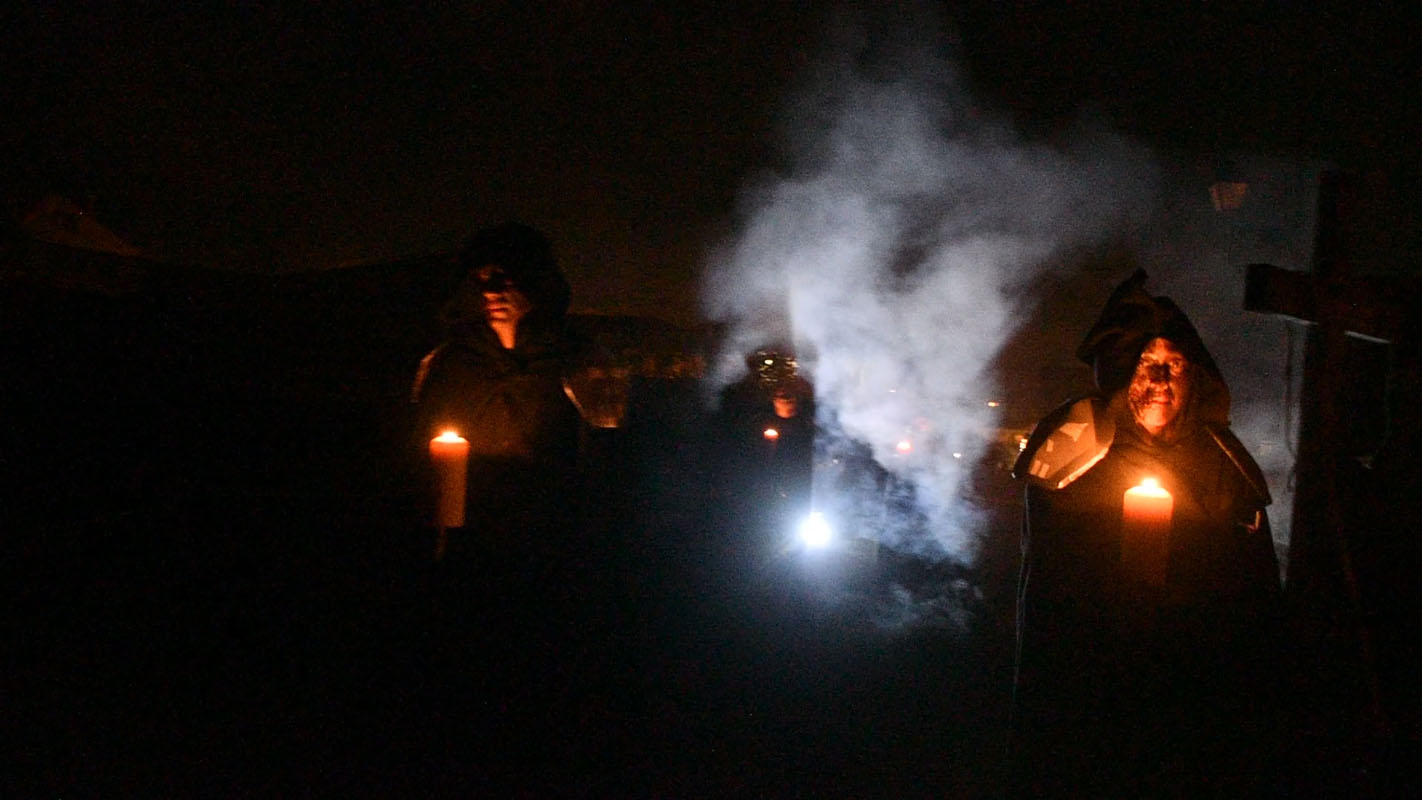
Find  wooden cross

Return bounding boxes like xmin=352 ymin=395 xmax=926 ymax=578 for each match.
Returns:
xmin=1243 ymin=170 xmax=1420 ymax=781
xmin=1244 ymin=170 xmax=1413 ymax=598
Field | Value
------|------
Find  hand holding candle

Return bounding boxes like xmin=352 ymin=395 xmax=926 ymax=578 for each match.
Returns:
xmin=429 ymin=430 xmax=470 ymax=529
xmin=1122 ymin=477 xmax=1172 ymax=586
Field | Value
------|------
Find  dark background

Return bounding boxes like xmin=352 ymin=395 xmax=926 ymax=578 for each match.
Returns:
xmin=4 ymin=2 xmax=1415 ymax=319
xmin=5 ymin=2 xmax=1419 ymax=796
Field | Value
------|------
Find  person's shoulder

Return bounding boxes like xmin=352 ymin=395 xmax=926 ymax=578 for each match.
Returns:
xmin=1013 ymin=395 xmax=1115 ymax=490
xmin=410 ymin=344 xmax=448 ymax=403
xmin=420 ymin=338 xmax=494 ymax=373
xmin=410 ymin=337 xmax=503 ymax=398
xmin=1201 ymin=424 xmax=1273 ymax=506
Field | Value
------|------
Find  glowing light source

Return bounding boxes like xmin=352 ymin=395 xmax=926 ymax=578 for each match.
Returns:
xmin=952 ymin=452 xmax=962 ymax=459
xmin=429 ymin=430 xmax=470 ymax=529
xmin=1122 ymin=477 xmax=1173 ymax=585
xmin=896 ymin=439 xmax=913 ymax=454
xmin=986 ymin=400 xmax=1000 ymax=407
xmin=798 ymin=511 xmax=833 ymax=549
xmin=763 ymin=427 xmax=780 ymax=441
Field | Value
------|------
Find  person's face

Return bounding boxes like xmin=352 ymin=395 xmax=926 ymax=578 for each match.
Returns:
xmin=1127 ymin=337 xmax=1193 ymax=437
xmin=772 ymin=392 xmax=799 ymax=419
xmin=476 ymin=264 xmax=532 ymax=326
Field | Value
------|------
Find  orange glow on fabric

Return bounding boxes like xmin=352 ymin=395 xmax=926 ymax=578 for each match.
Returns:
xmin=429 ymin=430 xmax=470 ymax=528
xmin=1122 ymin=477 xmax=1172 ymax=585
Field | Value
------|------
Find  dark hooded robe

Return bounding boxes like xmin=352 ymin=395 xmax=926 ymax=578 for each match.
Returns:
xmin=411 ymin=222 xmax=584 ymax=552
xmin=1009 ymin=271 xmax=1283 ymax=798
xmin=407 ymin=225 xmax=626 ymax=785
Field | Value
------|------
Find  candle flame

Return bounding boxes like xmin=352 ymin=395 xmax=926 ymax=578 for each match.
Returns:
xmin=434 ymin=430 xmax=466 ymax=443
xmin=1129 ymin=477 xmax=1171 ymax=498
xmin=763 ymin=427 xmax=780 ymax=440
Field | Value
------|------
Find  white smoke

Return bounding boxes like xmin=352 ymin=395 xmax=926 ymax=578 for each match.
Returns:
xmin=701 ymin=4 xmax=1160 ymax=563
xmin=699 ymin=6 xmax=1319 ymax=601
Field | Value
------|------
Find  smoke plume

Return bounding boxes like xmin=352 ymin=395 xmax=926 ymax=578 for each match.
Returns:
xmin=701 ymin=3 xmax=1311 ymax=588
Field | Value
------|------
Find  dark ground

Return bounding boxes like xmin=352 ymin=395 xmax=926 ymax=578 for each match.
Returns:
xmin=4 ymin=279 xmax=1021 ymax=798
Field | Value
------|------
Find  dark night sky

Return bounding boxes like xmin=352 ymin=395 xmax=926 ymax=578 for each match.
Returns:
xmin=4 ymin=1 xmax=1414 ymax=322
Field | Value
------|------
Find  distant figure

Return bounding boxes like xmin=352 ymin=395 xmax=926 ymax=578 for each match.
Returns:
xmin=714 ymin=349 xmax=815 ymax=550
xmin=763 ymin=379 xmax=815 ymax=501
xmin=1009 ymin=270 xmax=1282 ymax=798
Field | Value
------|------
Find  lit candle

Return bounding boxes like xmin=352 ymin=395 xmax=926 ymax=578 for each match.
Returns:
xmin=1122 ymin=477 xmax=1172 ymax=586
xmin=763 ymin=427 xmax=780 ymax=441
xmin=429 ymin=430 xmax=470 ymax=529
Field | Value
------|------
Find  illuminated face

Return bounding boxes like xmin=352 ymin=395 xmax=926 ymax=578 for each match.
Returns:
xmin=772 ymin=391 xmax=799 ymax=419
xmin=1127 ymin=337 xmax=1193 ymax=438
xmin=476 ymin=264 xmax=532 ymax=326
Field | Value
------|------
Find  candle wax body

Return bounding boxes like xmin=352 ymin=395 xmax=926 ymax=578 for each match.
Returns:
xmin=1122 ymin=482 xmax=1173 ymax=586
xmin=430 ymin=435 xmax=470 ymax=528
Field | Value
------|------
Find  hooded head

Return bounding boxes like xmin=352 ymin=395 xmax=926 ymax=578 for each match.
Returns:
xmin=1077 ymin=270 xmax=1230 ymax=437
xmin=441 ymin=222 xmax=571 ymax=334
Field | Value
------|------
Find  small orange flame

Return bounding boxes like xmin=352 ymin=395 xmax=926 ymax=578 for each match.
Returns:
xmin=434 ymin=430 xmax=467 ymax=443
xmin=1130 ymin=476 xmax=1170 ymax=498
xmin=763 ymin=427 xmax=780 ymax=441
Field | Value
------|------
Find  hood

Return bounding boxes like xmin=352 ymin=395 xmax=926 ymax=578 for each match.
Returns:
xmin=1076 ymin=269 xmax=1231 ymax=429
xmin=439 ymin=222 xmax=571 ymax=332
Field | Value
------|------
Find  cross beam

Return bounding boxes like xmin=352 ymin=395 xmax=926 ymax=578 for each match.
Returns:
xmin=1244 ymin=263 xmax=1409 ymax=344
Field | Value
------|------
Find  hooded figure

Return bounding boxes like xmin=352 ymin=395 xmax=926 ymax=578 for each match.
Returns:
xmin=1008 ymin=271 xmax=1283 ymax=798
xmin=410 ymin=225 xmax=625 ymax=784
xmin=411 ymin=222 xmax=584 ymax=547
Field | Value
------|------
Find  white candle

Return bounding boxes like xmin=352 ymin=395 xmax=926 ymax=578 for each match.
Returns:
xmin=429 ymin=430 xmax=470 ymax=528
xmin=1122 ymin=477 xmax=1173 ymax=586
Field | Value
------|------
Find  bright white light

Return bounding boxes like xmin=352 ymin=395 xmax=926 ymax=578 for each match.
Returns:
xmin=896 ymin=439 xmax=913 ymax=454
xmin=798 ymin=511 xmax=833 ymax=549
xmin=952 ymin=452 xmax=962 ymax=459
